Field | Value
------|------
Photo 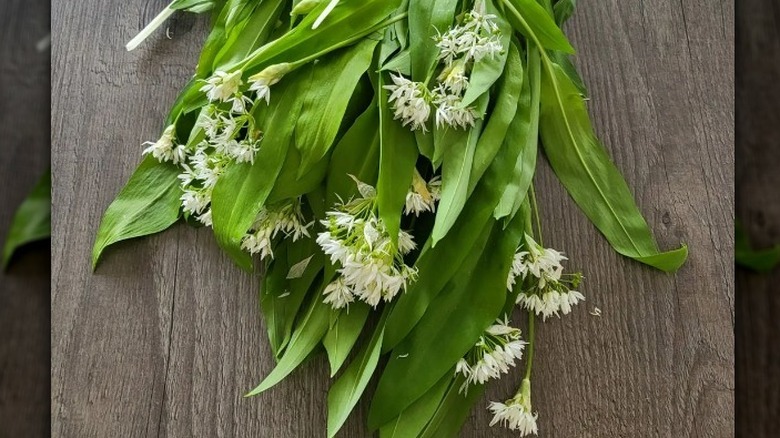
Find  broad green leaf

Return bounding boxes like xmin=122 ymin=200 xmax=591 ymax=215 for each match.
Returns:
xmin=469 ymin=44 xmax=523 ymax=191
xmin=240 ymin=0 xmax=402 ymax=76
xmin=554 ymin=0 xmax=577 ymax=25
xmin=383 ymin=101 xmax=530 ymax=351
xmin=378 ymin=373 xmax=451 ymax=438
xmin=211 ymin=67 xmax=312 ymax=271
xmin=460 ymin=0 xmax=513 ymax=106
xmin=260 ymin=238 xmax=325 ymax=358
xmin=378 ymin=72 xmax=418 ymax=246
xmin=408 ymin=0 xmax=459 ymax=81
xmin=326 ymin=104 xmax=381 ymax=204
xmin=3 ymin=170 xmax=51 ymax=269
xmin=431 ymin=95 xmax=489 ymax=244
xmin=539 ymin=63 xmax=687 ymax=272
xmin=92 ymin=156 xmax=181 ymax=269
xmin=418 ymin=376 xmax=485 ymax=438
xmin=212 ymin=0 xmax=287 ymax=70
xmin=296 ymin=39 xmax=378 ymax=175
xmin=370 ymin=214 xmax=525 ymax=428
xmin=327 ymin=311 xmax=388 ymax=438
xmin=495 ymin=47 xmax=541 ymax=219
xmin=501 ymin=0 xmax=574 ymax=54
xmin=267 ymin=144 xmax=330 ymax=204
xmin=381 ymin=48 xmax=411 ymax=75
xmin=247 ymin=283 xmax=332 ymax=396
xmin=736 ymin=222 xmax=780 ymax=272
xmin=323 ymin=303 xmax=371 ymax=376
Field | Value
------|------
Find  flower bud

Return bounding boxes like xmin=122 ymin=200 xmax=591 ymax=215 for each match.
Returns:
xmin=291 ymin=0 xmax=321 ymax=16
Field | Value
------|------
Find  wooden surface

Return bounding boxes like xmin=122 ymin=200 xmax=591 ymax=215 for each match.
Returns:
xmin=736 ymin=0 xmax=780 ymax=436
xmin=51 ymin=1 xmax=735 ymax=437
xmin=0 ymin=1 xmax=51 ymax=437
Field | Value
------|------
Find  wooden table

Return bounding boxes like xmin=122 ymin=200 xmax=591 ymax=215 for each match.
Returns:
xmin=51 ymin=1 xmax=735 ymax=436
xmin=0 ymin=1 xmax=51 ymax=437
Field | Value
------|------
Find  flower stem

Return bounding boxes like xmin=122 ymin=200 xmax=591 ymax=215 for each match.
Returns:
xmin=524 ymin=311 xmax=535 ymax=380
xmin=529 ymin=183 xmax=543 ymax=246
xmin=126 ymin=5 xmax=176 ymax=51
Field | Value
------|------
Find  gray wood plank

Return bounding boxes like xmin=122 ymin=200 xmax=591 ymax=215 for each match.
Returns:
xmin=736 ymin=0 xmax=780 ymax=436
xmin=0 ymin=1 xmax=51 ymax=437
xmin=51 ymin=1 xmax=734 ymax=437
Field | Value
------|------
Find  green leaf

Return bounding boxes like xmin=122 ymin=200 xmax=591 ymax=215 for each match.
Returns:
xmin=212 ymin=0 xmax=287 ymax=71
xmin=431 ymin=95 xmax=490 ymax=244
xmin=469 ymin=43 xmax=524 ymax=191
xmin=92 ymin=156 xmax=181 ymax=269
xmin=553 ymin=0 xmax=577 ymax=25
xmin=296 ymin=39 xmax=378 ymax=175
xmin=323 ymin=303 xmax=371 ymax=376
xmin=378 ymin=72 xmax=419 ymax=246
xmin=460 ymin=0 xmax=513 ymax=107
xmin=247 ymin=283 xmax=332 ymax=396
xmin=327 ymin=312 xmax=387 ymax=438
xmin=501 ymin=0 xmax=574 ymax=54
xmin=539 ymin=63 xmax=687 ymax=272
xmin=378 ymin=373 xmax=451 ymax=438
xmin=326 ymin=104 xmax=381 ymax=204
xmin=384 ymin=100 xmax=530 ymax=351
xmin=241 ymin=0 xmax=402 ymax=76
xmin=418 ymin=376 xmax=485 ymax=438
xmin=211 ymin=67 xmax=311 ymax=271
xmin=495 ymin=47 xmax=541 ymax=219
xmin=736 ymin=222 xmax=780 ymax=272
xmin=267 ymin=145 xmax=330 ymax=204
xmin=260 ymin=238 xmax=325 ymax=358
xmin=3 ymin=170 xmax=51 ymax=269
xmin=370 ymin=214 xmax=525 ymax=428
xmin=408 ymin=0 xmax=459 ymax=81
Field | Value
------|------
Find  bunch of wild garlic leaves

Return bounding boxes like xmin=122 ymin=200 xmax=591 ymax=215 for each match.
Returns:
xmin=93 ymin=0 xmax=688 ymax=436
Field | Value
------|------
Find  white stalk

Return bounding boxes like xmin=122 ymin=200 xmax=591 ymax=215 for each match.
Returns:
xmin=312 ymin=0 xmax=339 ymax=29
xmin=126 ymin=5 xmax=176 ymax=51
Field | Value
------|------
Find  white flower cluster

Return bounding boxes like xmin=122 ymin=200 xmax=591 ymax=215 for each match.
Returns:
xmin=405 ymin=175 xmax=441 ymax=216
xmin=455 ymin=316 xmax=526 ymax=392
xmin=507 ymin=234 xmax=585 ymax=320
xmin=241 ymin=199 xmax=312 ymax=261
xmin=316 ymin=179 xmax=418 ymax=309
xmin=142 ymin=65 xmax=294 ymax=226
xmin=435 ymin=3 xmax=503 ymax=66
xmin=384 ymin=3 xmax=502 ymax=132
xmin=488 ymin=378 xmax=538 ymax=436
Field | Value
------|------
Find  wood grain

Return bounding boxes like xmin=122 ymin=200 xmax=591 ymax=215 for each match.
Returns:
xmin=51 ymin=1 xmax=734 ymax=437
xmin=736 ymin=0 xmax=780 ymax=436
xmin=0 ymin=1 xmax=51 ymax=437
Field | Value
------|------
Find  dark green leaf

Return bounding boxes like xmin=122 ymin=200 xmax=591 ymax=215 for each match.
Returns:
xmin=418 ymin=376 xmax=485 ymax=438
xmin=378 ymin=72 xmax=419 ymax=246
xmin=553 ymin=0 xmax=577 ymax=25
xmin=3 ymin=170 xmax=51 ymax=269
xmin=296 ymin=39 xmax=378 ymax=175
xmin=378 ymin=372 xmax=451 ymax=438
xmin=326 ymin=104 xmax=381 ymax=204
xmin=326 ymin=311 xmax=388 ymax=438
xmin=323 ymin=303 xmax=371 ymax=376
xmin=501 ymin=0 xmax=574 ymax=54
xmin=370 ymin=214 xmax=525 ymax=428
xmin=92 ymin=157 xmax=181 ymax=269
xmin=539 ymin=63 xmax=687 ymax=272
xmin=736 ymin=222 xmax=780 ymax=272
xmin=408 ymin=0 xmax=459 ymax=81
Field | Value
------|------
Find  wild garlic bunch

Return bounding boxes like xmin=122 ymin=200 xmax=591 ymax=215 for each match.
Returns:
xmin=94 ymin=0 xmax=688 ymax=436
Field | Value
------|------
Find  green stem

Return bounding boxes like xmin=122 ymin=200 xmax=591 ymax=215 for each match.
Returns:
xmin=523 ymin=311 xmax=535 ymax=380
xmin=529 ymin=183 xmax=543 ymax=245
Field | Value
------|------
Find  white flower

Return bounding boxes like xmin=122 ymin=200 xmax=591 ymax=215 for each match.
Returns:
xmin=316 ymin=178 xmax=418 ymax=308
xmin=433 ymin=86 xmax=478 ymax=129
xmin=200 ymin=70 xmax=243 ymax=103
xmin=438 ymin=61 xmax=470 ymax=95
xmin=516 ymin=289 xmax=585 ymax=320
xmin=249 ymin=63 xmax=293 ymax=105
xmin=142 ymin=125 xmax=186 ymax=164
xmin=197 ymin=209 xmax=213 ymax=227
xmin=181 ymin=188 xmax=210 ymax=216
xmin=323 ymin=277 xmax=354 ymax=309
xmin=405 ymin=176 xmax=442 ymax=216
xmin=434 ymin=3 xmax=503 ymax=66
xmin=225 ymin=139 xmax=261 ymax=164
xmin=241 ymin=199 xmax=312 ymax=261
xmin=488 ymin=401 xmax=538 ymax=435
xmin=456 ymin=317 xmax=525 ymax=391
xmin=488 ymin=378 xmax=538 ymax=436
xmin=384 ymin=74 xmax=431 ymax=131
xmin=228 ymin=93 xmax=253 ymax=114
